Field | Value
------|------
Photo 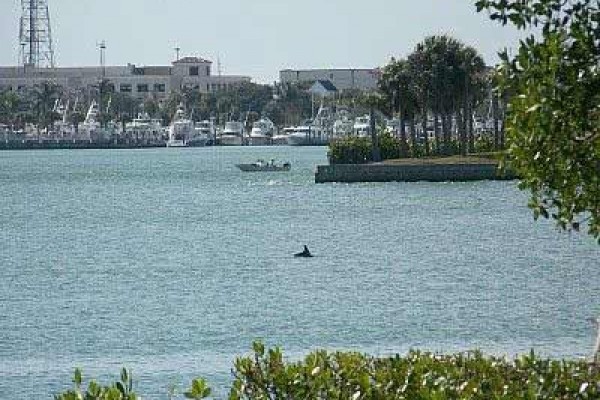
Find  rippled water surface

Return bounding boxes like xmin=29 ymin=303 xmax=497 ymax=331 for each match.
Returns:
xmin=0 ymin=147 xmax=598 ymax=398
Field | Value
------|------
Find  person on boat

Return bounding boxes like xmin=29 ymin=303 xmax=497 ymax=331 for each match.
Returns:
xmin=294 ymin=245 xmax=313 ymax=257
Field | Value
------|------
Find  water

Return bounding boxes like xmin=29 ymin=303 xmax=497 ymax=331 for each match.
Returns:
xmin=0 ymin=147 xmax=598 ymax=399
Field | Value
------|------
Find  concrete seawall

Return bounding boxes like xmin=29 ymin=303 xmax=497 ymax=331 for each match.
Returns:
xmin=315 ymin=163 xmax=516 ymax=183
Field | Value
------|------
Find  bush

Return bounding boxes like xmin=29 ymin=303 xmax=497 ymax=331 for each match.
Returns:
xmin=328 ymin=132 xmax=409 ymax=164
xmin=230 ymin=343 xmax=600 ymax=400
xmin=55 ymin=343 xmax=600 ymax=399
xmin=54 ymin=368 xmax=210 ymax=400
xmin=328 ymin=136 xmax=373 ymax=164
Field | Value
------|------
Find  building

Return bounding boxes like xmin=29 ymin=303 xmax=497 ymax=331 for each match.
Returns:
xmin=308 ymin=80 xmax=338 ymax=97
xmin=280 ymin=68 xmax=380 ymax=91
xmin=0 ymin=56 xmax=251 ymax=98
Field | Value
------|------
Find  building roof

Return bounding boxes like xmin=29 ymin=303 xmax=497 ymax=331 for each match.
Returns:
xmin=280 ymin=68 xmax=378 ymax=72
xmin=173 ymin=56 xmax=212 ymax=64
xmin=314 ymin=80 xmax=338 ymax=92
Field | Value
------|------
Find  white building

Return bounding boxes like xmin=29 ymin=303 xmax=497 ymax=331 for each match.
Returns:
xmin=280 ymin=68 xmax=380 ymax=91
xmin=0 ymin=56 xmax=251 ymax=98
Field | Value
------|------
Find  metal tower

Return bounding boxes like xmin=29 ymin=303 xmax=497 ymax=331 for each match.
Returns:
xmin=19 ymin=0 xmax=55 ymax=68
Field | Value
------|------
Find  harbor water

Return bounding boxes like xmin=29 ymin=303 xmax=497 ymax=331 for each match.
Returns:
xmin=0 ymin=147 xmax=598 ymax=399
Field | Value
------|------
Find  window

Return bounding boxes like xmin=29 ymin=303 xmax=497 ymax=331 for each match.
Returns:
xmin=154 ymin=83 xmax=166 ymax=92
xmin=206 ymin=66 xmax=210 ymax=76
xmin=137 ymin=84 xmax=149 ymax=93
xmin=189 ymin=66 xmax=199 ymax=76
xmin=120 ymin=84 xmax=132 ymax=93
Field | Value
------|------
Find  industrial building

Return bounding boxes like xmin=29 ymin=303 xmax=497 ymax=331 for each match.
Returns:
xmin=0 ymin=57 xmax=251 ymax=98
xmin=1 ymin=1 xmax=250 ymax=98
xmin=279 ymin=68 xmax=380 ymax=91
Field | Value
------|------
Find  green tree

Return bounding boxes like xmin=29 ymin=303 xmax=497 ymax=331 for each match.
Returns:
xmin=380 ymin=58 xmax=419 ymax=153
xmin=32 ymin=82 xmax=61 ymax=132
xmin=381 ymin=36 xmax=486 ymax=157
xmin=69 ymin=111 xmax=84 ymax=134
xmin=0 ymin=91 xmax=21 ymax=126
xmin=476 ymin=0 xmax=600 ymax=241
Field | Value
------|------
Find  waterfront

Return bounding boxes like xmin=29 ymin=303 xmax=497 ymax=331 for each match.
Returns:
xmin=0 ymin=147 xmax=598 ymax=399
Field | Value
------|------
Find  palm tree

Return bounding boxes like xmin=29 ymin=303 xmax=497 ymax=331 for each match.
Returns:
xmin=0 ymin=91 xmax=21 ymax=127
xmin=408 ymin=44 xmax=433 ymax=156
xmin=379 ymin=58 xmax=418 ymax=154
xmin=32 ymin=82 xmax=61 ymax=133
xmin=458 ymin=47 xmax=486 ymax=154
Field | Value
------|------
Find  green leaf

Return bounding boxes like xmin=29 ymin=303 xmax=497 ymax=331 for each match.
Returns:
xmin=73 ymin=368 xmax=82 ymax=387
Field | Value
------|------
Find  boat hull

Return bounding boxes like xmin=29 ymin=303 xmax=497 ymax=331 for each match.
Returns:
xmin=236 ymin=164 xmax=291 ymax=172
xmin=218 ymin=135 xmax=243 ymax=146
xmin=166 ymin=140 xmax=187 ymax=147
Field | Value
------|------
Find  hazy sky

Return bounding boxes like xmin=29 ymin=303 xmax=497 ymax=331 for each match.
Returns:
xmin=0 ymin=0 xmax=524 ymax=83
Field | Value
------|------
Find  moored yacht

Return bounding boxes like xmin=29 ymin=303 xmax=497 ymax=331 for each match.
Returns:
xmin=352 ymin=115 xmax=371 ymax=137
xmin=189 ymin=119 xmax=214 ymax=147
xmin=218 ymin=121 xmax=244 ymax=146
xmin=286 ymin=123 xmax=312 ymax=146
xmin=332 ymin=109 xmax=354 ymax=139
xmin=78 ymin=101 xmax=118 ymax=142
xmin=166 ymin=104 xmax=193 ymax=147
xmin=248 ymin=118 xmax=274 ymax=146
xmin=125 ymin=113 xmax=164 ymax=144
xmin=271 ymin=126 xmax=294 ymax=145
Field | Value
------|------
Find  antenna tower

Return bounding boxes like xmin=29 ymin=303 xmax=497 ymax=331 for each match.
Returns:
xmin=19 ymin=0 xmax=55 ymax=68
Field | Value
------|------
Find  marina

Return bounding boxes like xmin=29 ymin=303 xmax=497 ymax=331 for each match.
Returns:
xmin=1 ymin=0 xmax=597 ymax=398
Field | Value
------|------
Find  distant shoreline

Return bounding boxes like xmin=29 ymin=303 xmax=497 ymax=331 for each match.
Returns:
xmin=0 ymin=141 xmax=166 ymax=150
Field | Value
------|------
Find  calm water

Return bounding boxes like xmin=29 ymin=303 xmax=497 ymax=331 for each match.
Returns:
xmin=0 ymin=147 xmax=598 ymax=399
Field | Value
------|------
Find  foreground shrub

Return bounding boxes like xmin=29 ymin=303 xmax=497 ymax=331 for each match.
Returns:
xmin=230 ymin=342 xmax=600 ymax=400
xmin=54 ymin=368 xmax=210 ymax=400
xmin=55 ymin=343 xmax=600 ymax=399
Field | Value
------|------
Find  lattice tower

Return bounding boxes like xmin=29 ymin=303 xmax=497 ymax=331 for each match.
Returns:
xmin=19 ymin=0 xmax=55 ymax=68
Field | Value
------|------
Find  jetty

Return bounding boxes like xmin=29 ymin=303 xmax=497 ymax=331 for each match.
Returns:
xmin=314 ymin=156 xmax=516 ymax=183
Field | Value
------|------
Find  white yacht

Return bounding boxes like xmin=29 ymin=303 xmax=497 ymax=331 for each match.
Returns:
xmin=218 ymin=121 xmax=244 ymax=146
xmin=385 ymin=118 xmax=402 ymax=137
xmin=332 ymin=109 xmax=354 ymax=139
xmin=78 ymin=101 xmax=117 ymax=142
xmin=288 ymin=105 xmax=333 ymax=146
xmin=51 ymin=99 xmax=75 ymax=138
xmin=189 ymin=119 xmax=214 ymax=147
xmin=271 ymin=126 xmax=294 ymax=145
xmin=248 ymin=118 xmax=274 ymax=146
xmin=166 ymin=105 xmax=193 ymax=147
xmin=286 ymin=123 xmax=313 ymax=146
xmin=125 ymin=113 xmax=164 ymax=144
xmin=352 ymin=115 xmax=371 ymax=137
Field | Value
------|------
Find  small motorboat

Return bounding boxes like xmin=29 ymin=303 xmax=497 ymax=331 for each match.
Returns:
xmin=236 ymin=159 xmax=291 ymax=172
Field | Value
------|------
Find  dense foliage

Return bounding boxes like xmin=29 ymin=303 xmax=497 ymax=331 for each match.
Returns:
xmin=476 ymin=0 xmax=600 ymax=241
xmin=328 ymin=132 xmax=410 ymax=164
xmin=230 ymin=343 xmax=600 ymax=400
xmin=56 ymin=343 xmax=600 ymax=399
xmin=328 ymin=132 xmax=496 ymax=164
xmin=54 ymin=368 xmax=210 ymax=400
xmin=379 ymin=35 xmax=492 ymax=156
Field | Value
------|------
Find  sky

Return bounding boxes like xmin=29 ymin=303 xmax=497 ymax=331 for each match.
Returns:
xmin=0 ymin=0 xmax=524 ymax=83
